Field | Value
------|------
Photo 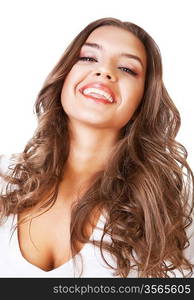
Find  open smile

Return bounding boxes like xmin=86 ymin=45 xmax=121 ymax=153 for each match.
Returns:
xmin=79 ymin=82 xmax=117 ymax=104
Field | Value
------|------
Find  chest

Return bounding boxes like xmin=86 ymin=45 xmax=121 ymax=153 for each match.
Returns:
xmin=18 ymin=191 xmax=89 ymax=272
xmin=18 ymin=208 xmax=71 ymax=271
xmin=17 ymin=201 xmax=98 ymax=272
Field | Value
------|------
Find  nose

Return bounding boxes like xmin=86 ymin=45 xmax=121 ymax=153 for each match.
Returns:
xmin=95 ymin=72 xmax=112 ymax=80
xmin=92 ymin=68 xmax=117 ymax=82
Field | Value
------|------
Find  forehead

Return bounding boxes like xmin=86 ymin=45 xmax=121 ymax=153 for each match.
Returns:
xmin=84 ymin=25 xmax=147 ymax=66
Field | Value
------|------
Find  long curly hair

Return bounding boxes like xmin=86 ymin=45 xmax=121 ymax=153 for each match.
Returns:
xmin=0 ymin=17 xmax=194 ymax=278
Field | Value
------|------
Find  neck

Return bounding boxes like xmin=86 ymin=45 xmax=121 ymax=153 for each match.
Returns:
xmin=66 ymin=122 xmax=119 ymax=178
xmin=57 ymin=121 xmax=120 ymax=204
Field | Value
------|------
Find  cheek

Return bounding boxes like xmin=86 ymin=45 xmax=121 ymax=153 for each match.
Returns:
xmin=61 ymin=82 xmax=73 ymax=114
xmin=120 ymin=80 xmax=144 ymax=120
xmin=61 ymin=65 xmax=87 ymax=100
xmin=61 ymin=65 xmax=79 ymax=90
xmin=123 ymin=81 xmax=144 ymax=104
xmin=61 ymin=71 xmax=76 ymax=105
xmin=61 ymin=67 xmax=85 ymax=116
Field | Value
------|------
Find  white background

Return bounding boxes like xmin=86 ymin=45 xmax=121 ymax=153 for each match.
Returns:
xmin=0 ymin=0 xmax=193 ymax=170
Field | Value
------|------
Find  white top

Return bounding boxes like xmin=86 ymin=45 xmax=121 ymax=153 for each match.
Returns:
xmin=0 ymin=154 xmax=194 ymax=278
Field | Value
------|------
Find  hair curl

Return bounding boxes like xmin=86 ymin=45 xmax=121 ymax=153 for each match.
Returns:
xmin=0 ymin=17 xmax=194 ymax=278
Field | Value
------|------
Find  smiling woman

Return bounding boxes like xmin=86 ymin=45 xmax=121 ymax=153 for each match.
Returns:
xmin=0 ymin=17 xmax=194 ymax=278
xmin=61 ymin=25 xmax=146 ymax=132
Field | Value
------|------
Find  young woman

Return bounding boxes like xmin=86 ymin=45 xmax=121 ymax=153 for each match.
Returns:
xmin=0 ymin=17 xmax=193 ymax=278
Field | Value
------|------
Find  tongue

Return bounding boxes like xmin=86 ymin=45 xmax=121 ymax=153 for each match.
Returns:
xmin=88 ymin=93 xmax=107 ymax=100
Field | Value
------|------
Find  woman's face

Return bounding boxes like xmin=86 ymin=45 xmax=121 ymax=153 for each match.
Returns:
xmin=61 ymin=25 xmax=147 ymax=132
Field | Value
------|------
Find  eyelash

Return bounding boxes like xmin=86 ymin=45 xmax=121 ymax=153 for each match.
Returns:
xmin=78 ymin=56 xmax=138 ymax=76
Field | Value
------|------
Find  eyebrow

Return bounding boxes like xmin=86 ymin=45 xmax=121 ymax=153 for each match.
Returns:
xmin=82 ymin=42 xmax=145 ymax=69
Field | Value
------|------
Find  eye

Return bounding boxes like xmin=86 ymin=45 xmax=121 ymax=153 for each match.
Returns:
xmin=78 ymin=56 xmax=97 ymax=62
xmin=119 ymin=67 xmax=138 ymax=76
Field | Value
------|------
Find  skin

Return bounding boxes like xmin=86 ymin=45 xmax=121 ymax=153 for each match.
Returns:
xmin=17 ymin=26 xmax=147 ymax=271
xmin=61 ymin=25 xmax=147 ymax=190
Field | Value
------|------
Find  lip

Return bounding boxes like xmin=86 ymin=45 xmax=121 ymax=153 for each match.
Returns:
xmin=79 ymin=82 xmax=116 ymax=103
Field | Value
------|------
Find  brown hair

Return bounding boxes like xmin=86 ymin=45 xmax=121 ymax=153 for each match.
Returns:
xmin=0 ymin=17 xmax=194 ymax=277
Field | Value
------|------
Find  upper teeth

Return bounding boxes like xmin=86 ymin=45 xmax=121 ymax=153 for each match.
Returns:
xmin=82 ymin=88 xmax=114 ymax=102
